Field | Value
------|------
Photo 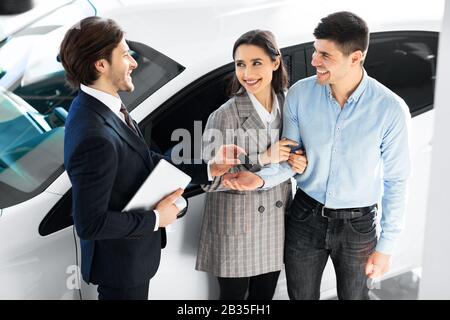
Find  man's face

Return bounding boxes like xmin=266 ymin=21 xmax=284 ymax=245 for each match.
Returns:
xmin=106 ymin=37 xmax=138 ymax=93
xmin=311 ymin=39 xmax=354 ymax=86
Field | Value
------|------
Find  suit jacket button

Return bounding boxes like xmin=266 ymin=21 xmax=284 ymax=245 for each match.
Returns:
xmin=258 ymin=206 xmax=265 ymax=213
xmin=276 ymin=200 xmax=283 ymax=208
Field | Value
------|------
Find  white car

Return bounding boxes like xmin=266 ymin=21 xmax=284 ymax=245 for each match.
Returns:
xmin=0 ymin=0 xmax=444 ymax=299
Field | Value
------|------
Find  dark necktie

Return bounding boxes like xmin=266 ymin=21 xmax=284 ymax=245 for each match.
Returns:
xmin=120 ymin=104 xmax=137 ymax=134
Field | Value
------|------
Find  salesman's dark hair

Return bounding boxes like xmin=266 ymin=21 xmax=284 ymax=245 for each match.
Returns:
xmin=59 ymin=16 xmax=124 ymax=89
xmin=229 ymin=29 xmax=288 ymax=96
xmin=313 ymin=11 xmax=369 ymax=58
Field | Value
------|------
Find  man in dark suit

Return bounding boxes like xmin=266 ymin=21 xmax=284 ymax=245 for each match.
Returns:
xmin=60 ymin=16 xmax=242 ymax=300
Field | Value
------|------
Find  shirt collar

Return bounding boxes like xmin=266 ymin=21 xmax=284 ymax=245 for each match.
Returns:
xmin=348 ymin=68 xmax=369 ymax=103
xmin=248 ymin=90 xmax=280 ymax=125
xmin=325 ymin=68 xmax=369 ymax=104
xmin=80 ymin=84 xmax=123 ymax=116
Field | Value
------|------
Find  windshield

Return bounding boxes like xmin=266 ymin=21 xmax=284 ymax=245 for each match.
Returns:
xmin=0 ymin=23 xmax=72 ymax=208
xmin=0 ymin=88 xmax=65 ymax=208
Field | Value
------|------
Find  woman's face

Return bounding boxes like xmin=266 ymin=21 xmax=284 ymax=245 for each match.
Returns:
xmin=234 ymin=44 xmax=279 ymax=98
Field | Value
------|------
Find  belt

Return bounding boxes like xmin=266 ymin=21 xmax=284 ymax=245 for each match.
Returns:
xmin=295 ymin=188 xmax=377 ymax=219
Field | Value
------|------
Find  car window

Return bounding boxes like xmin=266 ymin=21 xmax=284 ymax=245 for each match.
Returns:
xmin=365 ymin=31 xmax=438 ymax=117
xmin=10 ymin=40 xmax=185 ymax=114
xmin=281 ymin=43 xmax=308 ymax=85
xmin=119 ymin=40 xmax=185 ymax=112
xmin=13 ymin=70 xmax=75 ymax=114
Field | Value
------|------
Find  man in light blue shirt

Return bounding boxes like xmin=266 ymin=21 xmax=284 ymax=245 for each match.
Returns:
xmin=223 ymin=11 xmax=411 ymax=300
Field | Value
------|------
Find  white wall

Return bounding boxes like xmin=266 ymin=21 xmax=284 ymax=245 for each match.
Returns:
xmin=419 ymin=0 xmax=450 ymax=300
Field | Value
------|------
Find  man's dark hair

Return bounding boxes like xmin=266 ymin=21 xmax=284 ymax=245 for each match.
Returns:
xmin=313 ymin=11 xmax=369 ymax=57
xmin=59 ymin=16 xmax=124 ymax=89
xmin=229 ymin=29 xmax=288 ymax=96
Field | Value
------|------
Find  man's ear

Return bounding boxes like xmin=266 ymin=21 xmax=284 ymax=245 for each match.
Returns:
xmin=94 ymin=59 xmax=108 ymax=74
xmin=351 ymin=50 xmax=363 ymax=66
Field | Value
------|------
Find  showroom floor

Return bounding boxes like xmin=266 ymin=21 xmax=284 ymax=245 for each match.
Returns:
xmin=369 ymin=268 xmax=421 ymax=300
xmin=329 ymin=268 xmax=422 ymax=300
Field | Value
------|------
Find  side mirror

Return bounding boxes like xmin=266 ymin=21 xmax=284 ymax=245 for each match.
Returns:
xmin=0 ymin=0 xmax=34 ymax=15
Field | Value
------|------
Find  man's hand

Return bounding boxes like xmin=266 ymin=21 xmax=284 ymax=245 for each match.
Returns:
xmin=259 ymin=139 xmax=298 ymax=165
xmin=222 ymin=171 xmax=264 ymax=191
xmin=210 ymin=144 xmax=246 ymax=177
xmin=365 ymin=251 xmax=391 ymax=279
xmin=288 ymin=149 xmax=308 ymax=174
xmin=155 ymin=188 xmax=184 ymax=228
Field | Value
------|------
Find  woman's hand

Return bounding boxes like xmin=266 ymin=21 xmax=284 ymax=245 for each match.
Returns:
xmin=259 ymin=139 xmax=298 ymax=165
xmin=210 ymin=144 xmax=246 ymax=177
xmin=222 ymin=171 xmax=264 ymax=190
xmin=288 ymin=149 xmax=307 ymax=174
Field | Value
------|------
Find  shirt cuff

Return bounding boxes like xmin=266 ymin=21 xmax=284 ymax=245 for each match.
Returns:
xmin=375 ymin=236 xmax=395 ymax=255
xmin=207 ymin=160 xmax=213 ymax=181
xmin=153 ymin=209 xmax=160 ymax=231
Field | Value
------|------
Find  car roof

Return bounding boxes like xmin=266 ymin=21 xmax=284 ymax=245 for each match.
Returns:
xmin=101 ymin=0 xmax=444 ymax=69
xmin=0 ymin=0 xmax=75 ymax=42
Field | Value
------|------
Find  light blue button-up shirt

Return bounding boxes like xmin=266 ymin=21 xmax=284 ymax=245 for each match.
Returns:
xmin=257 ymin=70 xmax=411 ymax=255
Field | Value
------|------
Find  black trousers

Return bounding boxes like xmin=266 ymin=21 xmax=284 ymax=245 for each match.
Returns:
xmin=218 ymin=270 xmax=281 ymax=300
xmin=97 ymin=281 xmax=150 ymax=300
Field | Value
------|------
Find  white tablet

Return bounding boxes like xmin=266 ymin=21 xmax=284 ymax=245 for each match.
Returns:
xmin=123 ymin=159 xmax=192 ymax=212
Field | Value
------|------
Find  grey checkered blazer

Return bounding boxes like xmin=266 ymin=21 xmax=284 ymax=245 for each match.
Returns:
xmin=196 ymin=92 xmax=293 ymax=278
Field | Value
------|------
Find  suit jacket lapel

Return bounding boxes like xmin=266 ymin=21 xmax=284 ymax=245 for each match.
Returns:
xmin=132 ymin=119 xmax=145 ymax=140
xmin=78 ymin=91 xmax=152 ymax=171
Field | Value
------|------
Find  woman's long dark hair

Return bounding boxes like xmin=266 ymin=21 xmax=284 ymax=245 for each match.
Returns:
xmin=229 ymin=29 xmax=288 ymax=97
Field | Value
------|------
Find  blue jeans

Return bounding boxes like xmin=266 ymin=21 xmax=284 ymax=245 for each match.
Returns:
xmin=284 ymin=191 xmax=377 ymax=300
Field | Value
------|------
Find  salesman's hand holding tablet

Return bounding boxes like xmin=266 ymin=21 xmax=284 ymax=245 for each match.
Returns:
xmin=123 ymin=159 xmax=192 ymax=227
xmin=155 ymin=188 xmax=185 ymax=227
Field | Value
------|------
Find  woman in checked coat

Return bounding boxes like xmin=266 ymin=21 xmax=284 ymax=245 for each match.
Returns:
xmin=196 ymin=30 xmax=306 ymax=300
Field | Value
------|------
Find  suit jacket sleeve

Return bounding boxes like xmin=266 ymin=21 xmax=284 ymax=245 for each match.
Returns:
xmin=200 ymin=105 xmax=237 ymax=192
xmin=148 ymin=149 xmax=209 ymax=185
xmin=67 ymin=135 xmax=157 ymax=240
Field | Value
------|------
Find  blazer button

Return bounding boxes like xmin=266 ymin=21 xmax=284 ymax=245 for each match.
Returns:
xmin=276 ymin=200 xmax=283 ymax=208
xmin=258 ymin=206 xmax=265 ymax=213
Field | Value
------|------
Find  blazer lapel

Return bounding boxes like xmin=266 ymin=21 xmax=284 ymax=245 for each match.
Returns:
xmin=78 ymin=91 xmax=152 ymax=171
xmin=235 ymin=93 xmax=267 ymax=152
xmin=276 ymin=92 xmax=285 ymax=135
xmin=237 ymin=93 xmax=287 ymax=154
